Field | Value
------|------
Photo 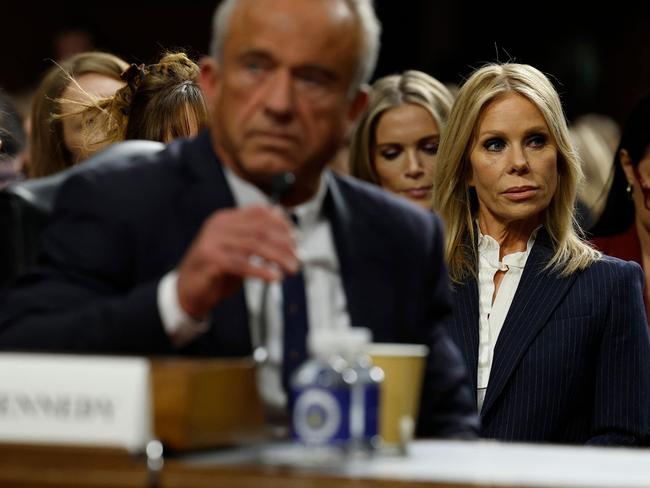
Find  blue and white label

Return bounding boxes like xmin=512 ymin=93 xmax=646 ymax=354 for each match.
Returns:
xmin=292 ymin=387 xmax=350 ymax=445
xmin=364 ymin=383 xmax=380 ymax=438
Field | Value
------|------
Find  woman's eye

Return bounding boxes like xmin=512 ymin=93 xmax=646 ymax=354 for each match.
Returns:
xmin=484 ymin=138 xmax=505 ymax=152
xmin=420 ymin=141 xmax=439 ymax=155
xmin=379 ymin=147 xmax=402 ymax=160
xmin=528 ymin=134 xmax=547 ymax=148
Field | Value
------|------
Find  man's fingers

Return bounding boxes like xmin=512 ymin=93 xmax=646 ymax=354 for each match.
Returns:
xmin=204 ymin=206 xmax=299 ymax=274
xmin=219 ymin=232 xmax=298 ymax=274
xmin=218 ymin=251 xmax=284 ymax=283
xmin=176 ymin=205 xmax=300 ymax=317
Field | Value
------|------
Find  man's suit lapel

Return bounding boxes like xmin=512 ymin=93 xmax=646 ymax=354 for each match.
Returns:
xmin=179 ymin=132 xmax=252 ymax=356
xmin=180 ymin=131 xmax=237 ymax=233
xmin=480 ymin=229 xmax=577 ymax=416
xmin=323 ymin=174 xmax=395 ymax=341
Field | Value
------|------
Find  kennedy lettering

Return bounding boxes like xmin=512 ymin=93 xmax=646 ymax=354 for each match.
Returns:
xmin=0 ymin=391 xmax=115 ymax=421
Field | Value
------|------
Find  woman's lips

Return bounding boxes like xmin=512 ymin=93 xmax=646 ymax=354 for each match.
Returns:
xmin=503 ymin=186 xmax=538 ymax=201
xmin=402 ymin=186 xmax=433 ymax=199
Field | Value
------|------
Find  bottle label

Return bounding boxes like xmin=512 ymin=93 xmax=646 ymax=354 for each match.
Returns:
xmin=292 ymin=386 xmax=350 ymax=445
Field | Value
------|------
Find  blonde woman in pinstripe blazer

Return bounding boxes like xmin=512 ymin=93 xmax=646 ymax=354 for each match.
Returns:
xmin=433 ymin=63 xmax=650 ymax=445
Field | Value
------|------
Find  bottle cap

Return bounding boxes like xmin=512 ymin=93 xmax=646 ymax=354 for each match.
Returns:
xmin=307 ymin=327 xmax=373 ymax=358
xmin=340 ymin=327 xmax=372 ymax=358
xmin=307 ymin=329 xmax=342 ymax=358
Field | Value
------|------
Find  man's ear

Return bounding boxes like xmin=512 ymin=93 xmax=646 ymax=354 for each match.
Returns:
xmin=198 ymin=56 xmax=221 ymax=108
xmin=346 ymin=84 xmax=369 ymax=126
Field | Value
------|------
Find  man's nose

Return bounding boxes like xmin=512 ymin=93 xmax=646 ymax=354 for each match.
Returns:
xmin=263 ymin=69 xmax=295 ymax=123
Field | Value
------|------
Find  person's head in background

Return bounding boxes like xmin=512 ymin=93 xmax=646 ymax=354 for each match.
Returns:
xmin=0 ymin=89 xmax=27 ymax=187
xmin=53 ymin=28 xmax=95 ymax=62
xmin=77 ymin=52 xmax=208 ymax=153
xmin=199 ymin=0 xmax=379 ymax=205
xmin=349 ymin=70 xmax=454 ymax=210
xmin=433 ymin=63 xmax=591 ymax=281
xmin=590 ymin=93 xmax=650 ymax=238
xmin=570 ymin=114 xmax=620 ymax=231
xmin=29 ymin=52 xmax=128 ymax=178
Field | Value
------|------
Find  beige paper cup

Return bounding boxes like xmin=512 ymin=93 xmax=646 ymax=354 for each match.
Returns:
xmin=367 ymin=343 xmax=428 ymax=448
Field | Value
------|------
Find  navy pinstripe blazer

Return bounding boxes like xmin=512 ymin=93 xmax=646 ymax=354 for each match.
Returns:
xmin=443 ymin=229 xmax=650 ymax=445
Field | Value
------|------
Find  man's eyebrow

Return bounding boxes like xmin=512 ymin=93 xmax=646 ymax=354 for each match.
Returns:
xmin=237 ymin=48 xmax=272 ymax=59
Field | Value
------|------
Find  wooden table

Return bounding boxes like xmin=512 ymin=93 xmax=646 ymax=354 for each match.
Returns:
xmin=1 ymin=440 xmax=650 ymax=488
xmin=0 ymin=443 xmax=149 ymax=487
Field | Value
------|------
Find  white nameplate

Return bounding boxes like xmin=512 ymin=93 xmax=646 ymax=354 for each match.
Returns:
xmin=0 ymin=353 xmax=152 ymax=451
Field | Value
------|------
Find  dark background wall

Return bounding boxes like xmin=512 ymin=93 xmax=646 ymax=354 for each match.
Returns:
xmin=4 ymin=1 xmax=650 ymax=124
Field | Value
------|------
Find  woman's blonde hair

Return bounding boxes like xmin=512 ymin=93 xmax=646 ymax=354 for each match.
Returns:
xmin=432 ymin=63 xmax=600 ymax=282
xmin=349 ymin=70 xmax=454 ymax=184
xmin=29 ymin=52 xmax=128 ymax=178
xmin=76 ymin=52 xmax=208 ymax=153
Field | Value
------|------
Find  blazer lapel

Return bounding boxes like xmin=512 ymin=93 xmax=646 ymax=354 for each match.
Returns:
xmin=480 ymin=230 xmax=577 ymax=416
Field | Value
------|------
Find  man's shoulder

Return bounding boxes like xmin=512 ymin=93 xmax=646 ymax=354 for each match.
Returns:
xmin=69 ymin=135 xmax=206 ymax=184
xmin=328 ymin=171 xmax=442 ymax=231
xmin=57 ymin=135 xmax=213 ymax=209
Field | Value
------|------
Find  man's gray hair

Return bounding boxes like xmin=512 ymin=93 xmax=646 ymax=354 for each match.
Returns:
xmin=209 ymin=0 xmax=381 ymax=93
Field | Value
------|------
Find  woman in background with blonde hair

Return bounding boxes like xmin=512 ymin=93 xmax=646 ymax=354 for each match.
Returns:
xmin=29 ymin=52 xmax=128 ymax=178
xmin=349 ymin=70 xmax=453 ymax=209
xmin=433 ymin=62 xmax=650 ymax=445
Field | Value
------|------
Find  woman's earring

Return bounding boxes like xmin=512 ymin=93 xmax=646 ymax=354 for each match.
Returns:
xmin=627 ymin=183 xmax=633 ymax=199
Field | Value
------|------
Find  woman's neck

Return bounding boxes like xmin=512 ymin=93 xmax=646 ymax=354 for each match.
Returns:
xmin=478 ymin=216 xmax=539 ymax=260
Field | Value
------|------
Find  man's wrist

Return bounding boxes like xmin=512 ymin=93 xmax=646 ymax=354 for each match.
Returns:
xmin=158 ymin=270 xmax=209 ymax=346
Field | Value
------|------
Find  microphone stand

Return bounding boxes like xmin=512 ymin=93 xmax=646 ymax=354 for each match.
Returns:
xmin=253 ymin=172 xmax=295 ymax=365
xmin=252 ymin=172 xmax=296 ymax=434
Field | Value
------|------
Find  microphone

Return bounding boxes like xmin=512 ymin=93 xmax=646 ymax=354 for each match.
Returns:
xmin=253 ymin=172 xmax=295 ymax=365
xmin=270 ymin=172 xmax=296 ymax=204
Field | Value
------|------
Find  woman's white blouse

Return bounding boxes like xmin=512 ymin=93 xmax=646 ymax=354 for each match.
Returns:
xmin=476 ymin=229 xmax=538 ymax=411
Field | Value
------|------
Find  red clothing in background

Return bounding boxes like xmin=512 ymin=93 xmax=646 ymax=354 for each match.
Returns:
xmin=592 ymin=224 xmax=648 ymax=323
xmin=592 ymin=224 xmax=643 ymax=266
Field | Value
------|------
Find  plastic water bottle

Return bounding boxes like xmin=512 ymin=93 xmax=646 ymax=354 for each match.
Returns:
xmin=341 ymin=327 xmax=384 ymax=453
xmin=290 ymin=329 xmax=351 ymax=450
xmin=290 ymin=328 xmax=383 ymax=456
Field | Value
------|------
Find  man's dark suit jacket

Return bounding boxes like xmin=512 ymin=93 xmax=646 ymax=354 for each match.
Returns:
xmin=444 ymin=230 xmax=650 ymax=445
xmin=0 ymin=131 xmax=479 ymax=438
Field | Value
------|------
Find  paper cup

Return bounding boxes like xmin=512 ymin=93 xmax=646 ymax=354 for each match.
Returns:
xmin=367 ymin=343 xmax=428 ymax=449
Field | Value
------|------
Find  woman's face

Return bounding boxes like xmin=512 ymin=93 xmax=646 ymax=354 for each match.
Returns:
xmin=61 ymin=73 xmax=124 ymax=163
xmin=622 ymin=150 xmax=650 ymax=229
xmin=373 ymin=103 xmax=440 ymax=209
xmin=468 ymin=92 xmax=558 ymax=234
